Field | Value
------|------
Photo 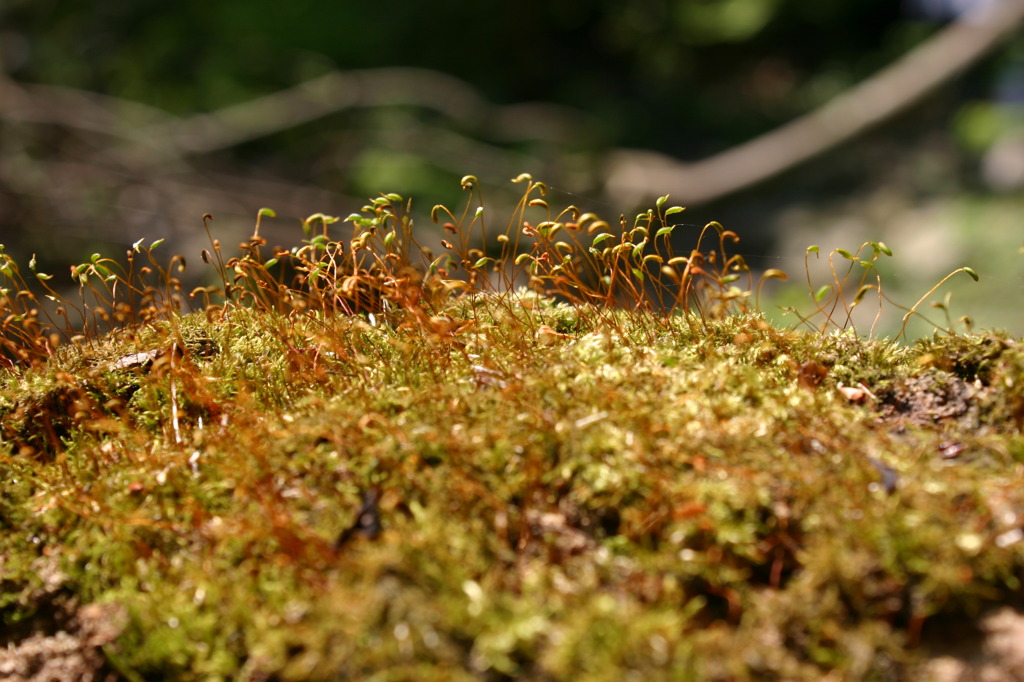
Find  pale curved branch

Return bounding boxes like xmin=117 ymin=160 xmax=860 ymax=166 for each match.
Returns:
xmin=604 ymin=0 xmax=1024 ymax=206
xmin=0 ymin=77 xmax=172 ymax=135
xmin=146 ymin=67 xmax=492 ymax=154
xmin=0 ymin=66 xmax=576 ymax=157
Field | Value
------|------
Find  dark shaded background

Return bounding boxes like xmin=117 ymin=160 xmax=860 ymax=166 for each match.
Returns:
xmin=2 ymin=0 xmax=1022 ymax=333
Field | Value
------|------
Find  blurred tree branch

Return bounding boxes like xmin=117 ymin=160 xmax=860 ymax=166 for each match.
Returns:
xmin=605 ymin=0 xmax=1024 ymax=205
xmin=0 ymin=0 xmax=1021 ymax=252
xmin=148 ymin=68 xmax=489 ymax=154
xmin=0 ymin=66 xmax=577 ymax=159
xmin=0 ymin=66 xmax=565 ymax=233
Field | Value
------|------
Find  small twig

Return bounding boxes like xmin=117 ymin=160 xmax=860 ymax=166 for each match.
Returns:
xmin=169 ymin=347 xmax=182 ymax=445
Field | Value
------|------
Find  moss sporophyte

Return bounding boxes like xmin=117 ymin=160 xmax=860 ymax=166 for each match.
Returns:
xmin=0 ymin=175 xmax=1018 ymax=681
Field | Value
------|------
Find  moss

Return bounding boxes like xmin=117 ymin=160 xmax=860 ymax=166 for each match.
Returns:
xmin=2 ymin=302 xmax=1023 ymax=679
xmin=0 ymin=181 xmax=1022 ymax=679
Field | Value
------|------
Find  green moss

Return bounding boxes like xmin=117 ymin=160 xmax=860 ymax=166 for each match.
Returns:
xmin=1 ymin=180 xmax=1022 ymax=679
xmin=3 ymin=301 xmax=1023 ymax=679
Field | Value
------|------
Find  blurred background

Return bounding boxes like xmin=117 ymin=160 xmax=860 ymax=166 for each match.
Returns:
xmin=2 ymin=0 xmax=1023 ymax=337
